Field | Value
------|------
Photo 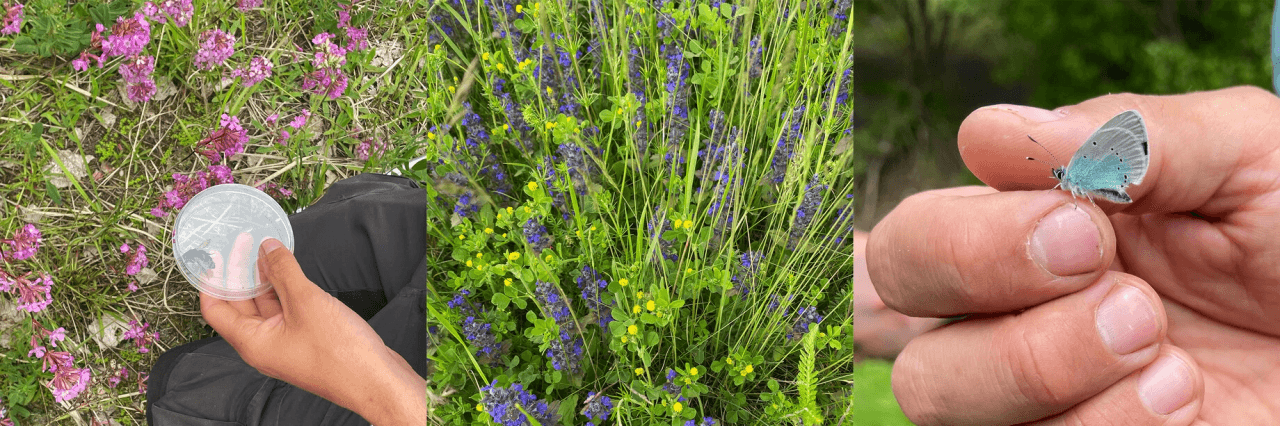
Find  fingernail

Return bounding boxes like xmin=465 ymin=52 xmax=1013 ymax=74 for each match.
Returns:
xmin=986 ymin=104 xmax=1066 ymax=123
xmin=1138 ymin=354 xmax=1194 ymax=415
xmin=260 ymin=238 xmax=283 ymax=255
xmin=1030 ymin=205 xmax=1102 ymax=276
xmin=1095 ymin=285 xmax=1159 ymax=354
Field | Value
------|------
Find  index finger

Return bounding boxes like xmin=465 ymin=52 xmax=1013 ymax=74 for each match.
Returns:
xmin=959 ymin=86 xmax=1280 ymax=215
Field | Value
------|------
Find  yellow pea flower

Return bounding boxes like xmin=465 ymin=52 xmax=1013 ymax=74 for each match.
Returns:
xmin=504 ymin=278 xmax=513 ymax=286
xmin=632 ymin=304 xmax=641 ymax=314
xmin=484 ymin=228 xmax=494 ymax=234
xmin=527 ymin=182 xmax=538 ymax=191
xmin=508 ymin=252 xmax=520 ymax=261
xmin=742 ymin=364 xmax=754 ymax=375
xmin=516 ymin=4 xmax=523 ymax=13
xmin=673 ymin=402 xmax=683 ymax=413
xmin=635 ymin=367 xmax=644 ymax=375
xmin=466 ymin=260 xmax=473 ymax=267
xmin=646 ymin=300 xmax=656 ymax=311
xmin=627 ymin=325 xmax=637 ymax=335
xmin=690 ymin=367 xmax=698 ymax=376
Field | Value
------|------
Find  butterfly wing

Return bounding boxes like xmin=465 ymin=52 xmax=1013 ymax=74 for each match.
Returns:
xmin=1061 ymin=110 xmax=1149 ymax=202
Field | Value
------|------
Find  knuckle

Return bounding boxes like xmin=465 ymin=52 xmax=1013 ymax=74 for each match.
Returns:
xmin=890 ymin=347 xmax=947 ymax=426
xmin=1003 ymin=319 xmax=1078 ymax=409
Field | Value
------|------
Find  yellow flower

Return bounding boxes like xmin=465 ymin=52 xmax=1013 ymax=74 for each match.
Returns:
xmin=544 ymin=254 xmax=553 ymax=261
xmin=742 ymin=364 xmax=754 ymax=375
xmin=476 ymin=403 xmax=484 ymax=412
xmin=545 ymin=121 xmax=556 ymax=130
xmin=590 ymin=225 xmax=597 ymax=231
xmin=476 ymin=253 xmax=483 ymax=258
xmin=458 ymin=234 xmax=465 ymax=240
xmin=524 ymin=206 xmax=532 ymax=213
xmin=427 ymin=132 xmax=436 ymax=140
xmin=636 ymin=291 xmax=644 ymax=299
xmin=503 ymin=124 xmax=510 ymax=131
xmin=656 ymin=312 xmax=663 ymax=317
xmin=576 ymin=230 xmax=582 ymax=238
xmin=502 ymin=233 xmax=507 ymax=238
xmin=504 ymin=278 xmax=513 ymax=287
xmin=496 ymin=63 xmax=505 ymax=71
xmin=726 ymin=357 xmax=734 ymax=365
xmin=466 ymin=260 xmax=473 ymax=267
xmin=476 ymin=264 xmax=483 ymax=270
xmin=448 ymin=85 xmax=456 ymax=93
xmin=632 ymin=304 xmax=641 ymax=314
xmin=646 ymin=300 xmax=656 ymax=311
xmin=619 ymin=278 xmax=628 ymax=287
xmin=515 ymin=4 xmax=523 ymax=13
xmin=673 ymin=402 xmax=683 ymax=413
xmin=484 ymin=228 xmax=493 ymax=234
xmin=482 ymin=52 xmax=490 ymax=61
xmin=683 ymin=220 xmax=694 ymax=229
xmin=683 ymin=378 xmax=691 ymax=384
xmin=434 ymin=44 xmax=441 ymax=51
xmin=508 ymin=252 xmax=520 ymax=261
xmin=546 ymin=86 xmax=554 ymax=96
xmin=507 ymin=207 xmax=514 ymax=214
xmin=686 ymin=268 xmax=693 ymax=273
xmin=527 ymin=182 xmax=538 ymax=191
xmin=627 ymin=325 xmax=638 ymax=335
xmin=635 ymin=367 xmax=644 ymax=375
xmin=690 ymin=367 xmax=698 ymax=376
xmin=621 ymin=336 xmax=628 ymax=343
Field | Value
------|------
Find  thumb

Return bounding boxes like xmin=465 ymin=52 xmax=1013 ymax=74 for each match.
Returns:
xmin=958 ymin=86 xmax=1280 ymax=215
xmin=258 ymin=238 xmax=315 ymax=305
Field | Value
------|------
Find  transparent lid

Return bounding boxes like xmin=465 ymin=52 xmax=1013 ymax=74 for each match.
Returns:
xmin=172 ymin=184 xmax=294 ymax=301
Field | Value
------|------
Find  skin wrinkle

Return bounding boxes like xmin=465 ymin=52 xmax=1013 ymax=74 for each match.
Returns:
xmin=1007 ymin=314 xmax=1067 ymax=415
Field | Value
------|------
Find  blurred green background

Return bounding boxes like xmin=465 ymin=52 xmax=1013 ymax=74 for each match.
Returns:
xmin=852 ymin=0 xmax=1273 ymax=424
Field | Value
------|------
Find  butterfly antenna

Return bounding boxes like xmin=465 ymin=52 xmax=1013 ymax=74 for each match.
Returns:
xmin=1025 ymin=135 xmax=1063 ymax=166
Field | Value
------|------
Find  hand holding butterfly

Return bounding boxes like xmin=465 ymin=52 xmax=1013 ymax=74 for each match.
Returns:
xmin=867 ymin=86 xmax=1280 ymax=425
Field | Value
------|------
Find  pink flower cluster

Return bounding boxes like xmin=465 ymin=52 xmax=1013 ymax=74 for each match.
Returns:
xmin=311 ymin=32 xmax=347 ymax=68
xmin=1 ymin=1 xmax=23 ymax=35
xmin=1 ymin=270 xmax=52 ymax=313
xmin=354 ymin=133 xmax=389 ymax=161
xmin=151 ymin=164 xmax=234 ymax=217
xmin=302 ymin=67 xmax=348 ymax=100
xmin=1 ymin=224 xmax=54 ymax=313
xmin=120 ymin=243 xmax=150 ymax=276
xmin=270 ymin=109 xmax=311 ymax=144
xmin=72 ymin=14 xmax=157 ymax=102
xmin=194 ymin=28 xmax=236 ymax=70
xmin=336 ymin=6 xmax=368 ymax=52
xmin=2 ymin=223 xmax=41 ymax=261
xmin=123 ymin=319 xmax=158 ymax=353
xmin=142 ymin=0 xmax=193 ymax=28
xmin=236 ymin=0 xmax=263 ymax=12
xmin=198 ymin=114 xmax=248 ymax=162
xmin=230 ymin=55 xmax=272 ymax=87
xmin=26 ymin=321 xmax=90 ymax=403
xmin=257 ymin=182 xmax=294 ymax=200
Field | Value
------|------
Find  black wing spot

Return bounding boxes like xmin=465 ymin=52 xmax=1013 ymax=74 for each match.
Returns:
xmin=1141 ymin=142 xmax=1148 ymax=155
xmin=1093 ymin=142 xmax=1098 ymax=145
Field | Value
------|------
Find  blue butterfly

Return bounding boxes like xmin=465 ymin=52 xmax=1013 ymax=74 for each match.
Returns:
xmin=1027 ymin=110 xmax=1150 ymax=204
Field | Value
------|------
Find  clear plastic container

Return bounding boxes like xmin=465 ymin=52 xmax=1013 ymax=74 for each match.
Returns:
xmin=172 ymin=184 xmax=294 ymax=300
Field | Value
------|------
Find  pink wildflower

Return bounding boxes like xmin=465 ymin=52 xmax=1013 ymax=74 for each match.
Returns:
xmin=301 ymin=68 xmax=348 ymax=100
xmin=71 ymin=24 xmax=108 ymax=71
xmin=152 ymin=165 xmax=235 ymax=217
xmin=2 ymin=1 xmax=24 ymax=35
xmin=197 ymin=114 xmax=248 ymax=162
xmin=14 ymin=273 xmax=53 ymax=313
xmin=3 ymin=223 xmax=41 ymax=261
xmin=27 ymin=345 xmax=44 ymax=358
xmin=126 ymin=79 xmax=157 ymax=103
xmin=0 ymin=268 xmax=13 ymax=292
xmin=345 ymin=27 xmax=369 ymax=51
xmin=230 ymin=55 xmax=272 ymax=86
xmin=47 ymin=366 xmax=91 ymax=403
xmin=40 ymin=349 xmax=74 ymax=372
xmin=257 ymin=182 xmax=294 ymax=200
xmin=120 ymin=243 xmax=130 ymax=253
xmin=123 ymin=320 xmax=158 ymax=353
xmin=119 ymin=55 xmax=155 ymax=83
xmin=107 ymin=367 xmax=129 ymax=388
xmin=265 ymin=113 xmax=279 ymax=127
xmin=236 ymin=0 xmax=262 ymax=11
xmin=46 ymin=327 xmax=66 ymax=347
xmin=310 ymin=32 xmax=346 ymax=68
xmin=127 ymin=281 xmax=139 ymax=292
xmin=125 ymin=244 xmax=149 ymax=275
xmin=336 ymin=8 xmax=351 ymax=28
xmin=194 ymin=28 xmax=236 ymax=70
xmin=143 ymin=0 xmax=194 ymax=27
xmin=355 ymin=135 xmax=389 ymax=161
xmin=102 ymin=13 xmax=151 ymax=58
xmin=289 ymin=109 xmax=310 ymax=129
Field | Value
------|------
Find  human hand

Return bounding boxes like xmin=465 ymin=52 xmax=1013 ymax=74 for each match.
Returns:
xmin=868 ymin=86 xmax=1280 ymax=425
xmin=853 ymin=229 xmax=946 ymax=359
xmin=200 ymin=237 xmax=426 ymax=425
